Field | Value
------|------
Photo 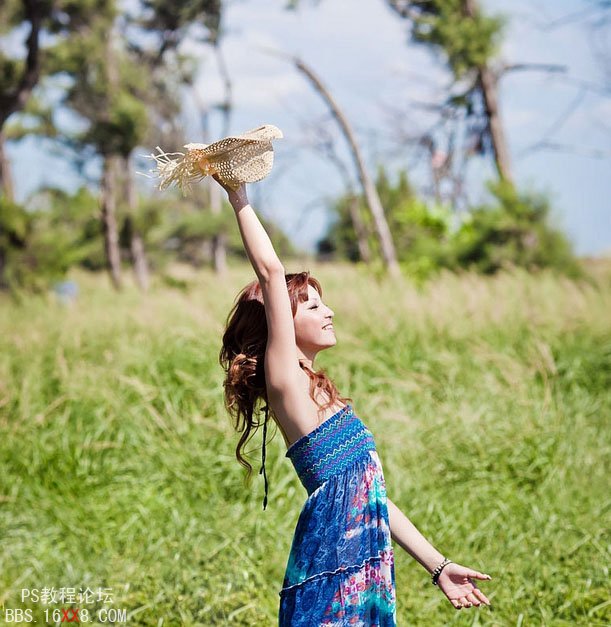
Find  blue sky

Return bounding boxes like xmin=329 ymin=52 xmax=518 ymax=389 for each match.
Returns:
xmin=6 ymin=0 xmax=611 ymax=256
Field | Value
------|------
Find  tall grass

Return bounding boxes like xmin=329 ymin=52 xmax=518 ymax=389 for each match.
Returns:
xmin=0 ymin=261 xmax=609 ymax=625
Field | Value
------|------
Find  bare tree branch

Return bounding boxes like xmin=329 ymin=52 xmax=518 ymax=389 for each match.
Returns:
xmin=257 ymin=45 xmax=400 ymax=275
xmin=520 ymin=140 xmax=611 ymax=160
xmin=537 ymin=2 xmax=611 ymax=31
xmin=501 ymin=62 xmax=567 ymax=76
xmin=516 ymin=88 xmax=588 ymax=160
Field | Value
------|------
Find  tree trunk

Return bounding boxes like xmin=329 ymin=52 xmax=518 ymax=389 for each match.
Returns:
xmin=99 ymin=25 xmax=122 ymax=290
xmin=293 ymin=57 xmax=400 ymax=277
xmin=197 ymin=103 xmax=228 ymax=274
xmin=0 ymin=247 xmax=6 ymax=290
xmin=195 ymin=47 xmax=231 ymax=276
xmin=315 ymin=137 xmax=371 ymax=266
xmin=463 ymin=0 xmax=513 ymax=183
xmin=0 ymin=131 xmax=15 ymax=202
xmin=347 ymin=194 xmax=371 ymax=263
xmin=0 ymin=0 xmax=41 ymax=130
xmin=123 ymin=154 xmax=150 ymax=291
xmin=209 ymin=174 xmax=227 ymax=273
xmin=478 ymin=64 xmax=513 ymax=183
xmin=129 ymin=228 xmax=150 ymax=291
xmin=211 ymin=42 xmax=231 ymax=275
xmin=101 ymin=155 xmax=122 ymax=290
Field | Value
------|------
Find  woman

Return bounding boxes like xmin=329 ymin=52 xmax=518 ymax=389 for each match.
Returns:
xmin=216 ymin=177 xmax=493 ymax=625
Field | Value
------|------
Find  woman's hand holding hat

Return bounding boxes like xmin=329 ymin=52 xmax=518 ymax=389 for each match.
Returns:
xmin=212 ymin=174 xmax=248 ymax=210
xmin=144 ymin=124 xmax=282 ymax=196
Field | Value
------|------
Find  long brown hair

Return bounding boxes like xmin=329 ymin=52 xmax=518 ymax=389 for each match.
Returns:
xmin=219 ymin=271 xmax=353 ymax=484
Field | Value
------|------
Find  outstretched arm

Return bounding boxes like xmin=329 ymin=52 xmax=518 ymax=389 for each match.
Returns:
xmin=214 ymin=177 xmax=310 ymax=406
xmin=387 ymin=497 xmax=445 ymax=572
xmin=215 ymin=177 xmax=283 ymax=281
xmin=386 ymin=496 xmax=493 ymax=610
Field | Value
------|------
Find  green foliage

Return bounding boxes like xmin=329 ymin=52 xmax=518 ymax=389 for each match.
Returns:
xmin=137 ymin=0 xmax=222 ymax=45
xmin=0 ymin=180 xmax=303 ymax=293
xmin=386 ymin=1 xmax=512 ymax=182
xmin=4 ymin=96 xmax=57 ymax=140
xmin=0 ymin=196 xmax=29 ymax=243
xmin=49 ymin=14 xmax=151 ymax=158
xmin=320 ymin=168 xmax=581 ymax=280
xmin=453 ymin=180 xmax=583 ymax=276
xmin=0 ymin=0 xmax=117 ymax=127
xmin=0 ymin=193 xmax=92 ymax=293
xmin=320 ymin=166 xmax=454 ymax=280
xmin=0 ymin=55 xmax=22 ymax=98
xmin=150 ymin=192 xmax=299 ymax=267
xmin=408 ymin=0 xmax=505 ymax=76
xmin=85 ymin=91 xmax=149 ymax=157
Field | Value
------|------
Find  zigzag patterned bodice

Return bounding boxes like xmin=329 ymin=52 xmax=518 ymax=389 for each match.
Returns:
xmin=285 ymin=404 xmax=376 ymax=495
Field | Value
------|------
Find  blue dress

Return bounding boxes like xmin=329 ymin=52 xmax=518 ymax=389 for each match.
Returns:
xmin=277 ymin=404 xmax=397 ymax=626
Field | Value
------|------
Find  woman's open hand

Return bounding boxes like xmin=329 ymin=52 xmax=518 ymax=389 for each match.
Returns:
xmin=435 ymin=562 xmax=492 ymax=610
xmin=211 ymin=174 xmax=248 ymax=209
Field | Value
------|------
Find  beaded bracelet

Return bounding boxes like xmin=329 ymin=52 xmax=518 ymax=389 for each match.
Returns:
xmin=431 ymin=558 xmax=452 ymax=585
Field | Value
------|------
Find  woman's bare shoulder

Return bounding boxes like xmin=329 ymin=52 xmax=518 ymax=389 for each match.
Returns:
xmin=267 ymin=369 xmax=346 ymax=449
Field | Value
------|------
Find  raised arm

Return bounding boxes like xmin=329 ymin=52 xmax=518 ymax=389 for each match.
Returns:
xmin=214 ymin=177 xmax=308 ymax=407
xmin=216 ymin=178 xmax=283 ymax=283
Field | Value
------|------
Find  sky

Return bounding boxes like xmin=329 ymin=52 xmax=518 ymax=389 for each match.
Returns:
xmin=6 ymin=0 xmax=611 ymax=256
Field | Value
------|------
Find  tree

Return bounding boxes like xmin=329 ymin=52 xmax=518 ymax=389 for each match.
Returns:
xmin=321 ymin=166 xmax=453 ymax=279
xmin=127 ymin=0 xmax=226 ymax=275
xmin=43 ymin=0 xmax=224 ymax=291
xmin=322 ymin=167 xmax=581 ymax=278
xmin=0 ymin=0 xmax=105 ymax=199
xmin=387 ymin=0 xmax=513 ymax=183
xmin=0 ymin=188 xmax=97 ymax=293
xmin=261 ymin=47 xmax=400 ymax=276
xmin=452 ymin=180 xmax=582 ymax=276
xmin=45 ymin=2 xmax=150 ymax=290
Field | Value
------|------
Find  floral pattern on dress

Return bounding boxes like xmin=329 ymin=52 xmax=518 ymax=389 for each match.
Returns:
xmin=279 ymin=406 xmax=396 ymax=626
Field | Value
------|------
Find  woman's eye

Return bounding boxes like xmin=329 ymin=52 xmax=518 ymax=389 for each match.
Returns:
xmin=310 ymin=305 xmax=318 ymax=309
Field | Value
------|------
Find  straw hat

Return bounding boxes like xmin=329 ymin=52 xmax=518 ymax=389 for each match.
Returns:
xmin=146 ymin=124 xmax=283 ymax=194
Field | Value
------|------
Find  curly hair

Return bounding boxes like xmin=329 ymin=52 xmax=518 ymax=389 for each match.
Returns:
xmin=219 ymin=271 xmax=353 ymax=494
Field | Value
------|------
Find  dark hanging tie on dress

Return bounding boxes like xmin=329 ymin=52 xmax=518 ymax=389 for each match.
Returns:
xmin=259 ymin=403 xmax=269 ymax=511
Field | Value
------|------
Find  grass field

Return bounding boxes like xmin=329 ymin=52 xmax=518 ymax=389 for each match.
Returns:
xmin=0 ymin=260 xmax=609 ymax=626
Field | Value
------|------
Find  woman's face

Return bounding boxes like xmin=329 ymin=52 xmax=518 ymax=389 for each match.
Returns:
xmin=294 ymin=284 xmax=336 ymax=352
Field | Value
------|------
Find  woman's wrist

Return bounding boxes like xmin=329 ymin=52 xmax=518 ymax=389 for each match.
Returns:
xmin=431 ymin=557 xmax=452 ymax=585
xmin=423 ymin=553 xmax=447 ymax=574
xmin=231 ymin=198 xmax=250 ymax=212
xmin=211 ymin=174 xmax=249 ymax=209
xmin=228 ymin=184 xmax=249 ymax=210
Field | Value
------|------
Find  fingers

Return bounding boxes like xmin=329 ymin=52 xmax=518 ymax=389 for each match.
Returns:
xmin=468 ymin=570 xmax=492 ymax=581
xmin=211 ymin=173 xmax=229 ymax=189
xmin=471 ymin=586 xmax=491 ymax=606
xmin=466 ymin=592 xmax=480 ymax=606
xmin=452 ymin=597 xmax=471 ymax=610
xmin=451 ymin=589 xmax=491 ymax=610
xmin=452 ymin=595 xmax=477 ymax=609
